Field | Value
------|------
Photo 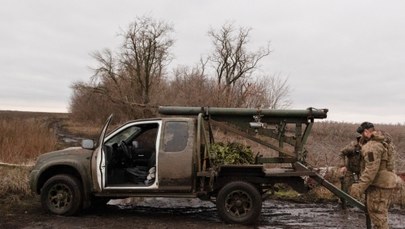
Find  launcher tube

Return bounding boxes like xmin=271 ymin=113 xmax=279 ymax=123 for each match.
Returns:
xmin=158 ymin=106 xmax=328 ymax=119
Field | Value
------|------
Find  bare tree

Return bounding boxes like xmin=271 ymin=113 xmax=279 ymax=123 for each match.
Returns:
xmin=164 ymin=65 xmax=212 ymax=106
xmin=120 ymin=17 xmax=174 ymax=104
xmin=70 ymin=81 xmax=127 ymax=123
xmin=89 ymin=49 xmax=129 ymax=106
xmin=222 ymin=74 xmax=291 ymax=109
xmin=259 ymin=74 xmax=292 ymax=109
xmin=208 ymin=23 xmax=270 ymax=106
xmin=70 ymin=19 xmax=293 ymax=123
xmin=88 ymin=16 xmax=174 ymax=108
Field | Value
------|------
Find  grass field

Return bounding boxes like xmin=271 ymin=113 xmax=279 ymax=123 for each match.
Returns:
xmin=308 ymin=121 xmax=405 ymax=172
xmin=0 ymin=111 xmax=64 ymax=164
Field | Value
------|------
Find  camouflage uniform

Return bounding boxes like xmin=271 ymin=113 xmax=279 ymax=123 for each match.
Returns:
xmin=339 ymin=136 xmax=362 ymax=208
xmin=340 ymin=137 xmax=361 ymax=192
xmin=350 ymin=130 xmax=397 ymax=229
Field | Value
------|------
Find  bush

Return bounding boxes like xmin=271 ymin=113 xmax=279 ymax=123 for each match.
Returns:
xmin=209 ymin=142 xmax=254 ymax=166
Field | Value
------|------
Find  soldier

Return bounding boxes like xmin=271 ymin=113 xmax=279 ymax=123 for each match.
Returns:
xmin=338 ymin=136 xmax=363 ymax=209
xmin=350 ymin=122 xmax=397 ymax=229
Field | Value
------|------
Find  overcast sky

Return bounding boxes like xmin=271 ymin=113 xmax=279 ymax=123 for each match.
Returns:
xmin=1 ymin=0 xmax=404 ymax=124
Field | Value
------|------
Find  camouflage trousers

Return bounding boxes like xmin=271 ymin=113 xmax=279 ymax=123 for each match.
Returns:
xmin=367 ymin=186 xmax=394 ymax=229
xmin=341 ymin=173 xmax=356 ymax=193
xmin=340 ymin=172 xmax=357 ymax=209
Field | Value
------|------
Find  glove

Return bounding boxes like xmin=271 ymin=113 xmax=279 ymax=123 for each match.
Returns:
xmin=338 ymin=166 xmax=347 ymax=178
xmin=349 ymin=184 xmax=362 ymax=200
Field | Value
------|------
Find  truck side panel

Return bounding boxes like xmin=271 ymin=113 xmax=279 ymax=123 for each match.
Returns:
xmin=157 ymin=119 xmax=195 ymax=192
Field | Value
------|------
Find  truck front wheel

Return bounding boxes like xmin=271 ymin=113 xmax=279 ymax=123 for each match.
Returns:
xmin=216 ymin=181 xmax=262 ymax=224
xmin=41 ymin=174 xmax=83 ymax=216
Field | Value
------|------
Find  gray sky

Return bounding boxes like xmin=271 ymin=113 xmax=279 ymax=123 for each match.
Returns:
xmin=1 ymin=0 xmax=404 ymax=124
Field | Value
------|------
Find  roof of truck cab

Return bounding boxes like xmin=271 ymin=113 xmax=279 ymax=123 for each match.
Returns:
xmin=122 ymin=116 xmax=196 ymax=124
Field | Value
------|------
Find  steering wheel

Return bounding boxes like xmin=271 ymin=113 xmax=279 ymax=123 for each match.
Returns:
xmin=119 ymin=141 xmax=132 ymax=160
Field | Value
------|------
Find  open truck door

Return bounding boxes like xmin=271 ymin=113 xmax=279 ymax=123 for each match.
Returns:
xmin=90 ymin=115 xmax=162 ymax=191
xmin=91 ymin=114 xmax=113 ymax=192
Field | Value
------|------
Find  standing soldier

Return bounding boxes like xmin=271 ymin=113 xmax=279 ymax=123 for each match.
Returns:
xmin=339 ymin=136 xmax=363 ymax=209
xmin=350 ymin=122 xmax=397 ymax=229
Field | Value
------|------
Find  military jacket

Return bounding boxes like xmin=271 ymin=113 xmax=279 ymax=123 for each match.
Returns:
xmin=357 ymin=131 xmax=397 ymax=193
xmin=340 ymin=139 xmax=362 ymax=174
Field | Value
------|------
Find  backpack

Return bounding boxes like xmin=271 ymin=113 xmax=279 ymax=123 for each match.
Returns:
xmin=381 ymin=132 xmax=396 ymax=172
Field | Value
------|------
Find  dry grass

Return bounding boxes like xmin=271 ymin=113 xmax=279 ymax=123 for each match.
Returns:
xmin=61 ymin=119 xmax=101 ymax=139
xmin=307 ymin=121 xmax=405 ymax=172
xmin=0 ymin=111 xmax=62 ymax=205
xmin=0 ymin=115 xmax=58 ymax=164
xmin=0 ymin=166 xmax=33 ymax=204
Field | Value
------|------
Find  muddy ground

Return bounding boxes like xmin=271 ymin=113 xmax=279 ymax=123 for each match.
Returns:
xmin=1 ymin=197 xmax=405 ymax=229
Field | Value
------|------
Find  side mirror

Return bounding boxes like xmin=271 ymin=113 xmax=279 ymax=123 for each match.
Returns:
xmin=82 ymin=139 xmax=95 ymax=150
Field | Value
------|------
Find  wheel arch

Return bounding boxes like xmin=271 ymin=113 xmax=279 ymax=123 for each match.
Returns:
xmin=36 ymin=163 xmax=92 ymax=206
xmin=213 ymin=165 xmax=265 ymax=195
xmin=214 ymin=176 xmax=262 ymax=195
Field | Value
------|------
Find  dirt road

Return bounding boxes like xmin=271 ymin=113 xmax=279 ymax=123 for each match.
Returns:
xmin=2 ymin=197 xmax=405 ymax=229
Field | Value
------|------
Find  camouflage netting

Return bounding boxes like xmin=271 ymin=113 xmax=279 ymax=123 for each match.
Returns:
xmin=209 ymin=142 xmax=255 ymax=166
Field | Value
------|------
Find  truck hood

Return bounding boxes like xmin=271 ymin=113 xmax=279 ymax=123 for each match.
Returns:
xmin=36 ymin=147 xmax=93 ymax=165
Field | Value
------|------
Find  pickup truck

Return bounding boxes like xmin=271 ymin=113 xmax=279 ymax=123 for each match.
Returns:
xmin=30 ymin=106 xmax=362 ymax=224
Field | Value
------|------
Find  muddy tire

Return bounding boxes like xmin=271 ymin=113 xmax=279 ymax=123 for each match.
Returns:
xmin=41 ymin=174 xmax=83 ymax=216
xmin=216 ymin=181 xmax=262 ymax=224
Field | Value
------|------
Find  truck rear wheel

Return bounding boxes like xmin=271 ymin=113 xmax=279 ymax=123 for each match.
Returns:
xmin=216 ymin=181 xmax=262 ymax=224
xmin=41 ymin=174 xmax=83 ymax=216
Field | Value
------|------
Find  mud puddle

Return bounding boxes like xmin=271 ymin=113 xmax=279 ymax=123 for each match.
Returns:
xmin=2 ymin=197 xmax=405 ymax=229
xmin=109 ymin=198 xmax=405 ymax=229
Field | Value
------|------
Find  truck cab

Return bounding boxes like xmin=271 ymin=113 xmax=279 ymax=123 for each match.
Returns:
xmin=91 ymin=117 xmax=196 ymax=194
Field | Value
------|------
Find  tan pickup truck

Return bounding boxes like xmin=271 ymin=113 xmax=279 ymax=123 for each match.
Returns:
xmin=30 ymin=106 xmax=350 ymax=224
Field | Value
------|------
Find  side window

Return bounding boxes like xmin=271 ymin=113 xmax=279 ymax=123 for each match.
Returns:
xmin=105 ymin=126 xmax=140 ymax=146
xmin=163 ymin=121 xmax=189 ymax=152
xmin=134 ymin=125 xmax=158 ymax=150
xmin=105 ymin=123 xmax=158 ymax=147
